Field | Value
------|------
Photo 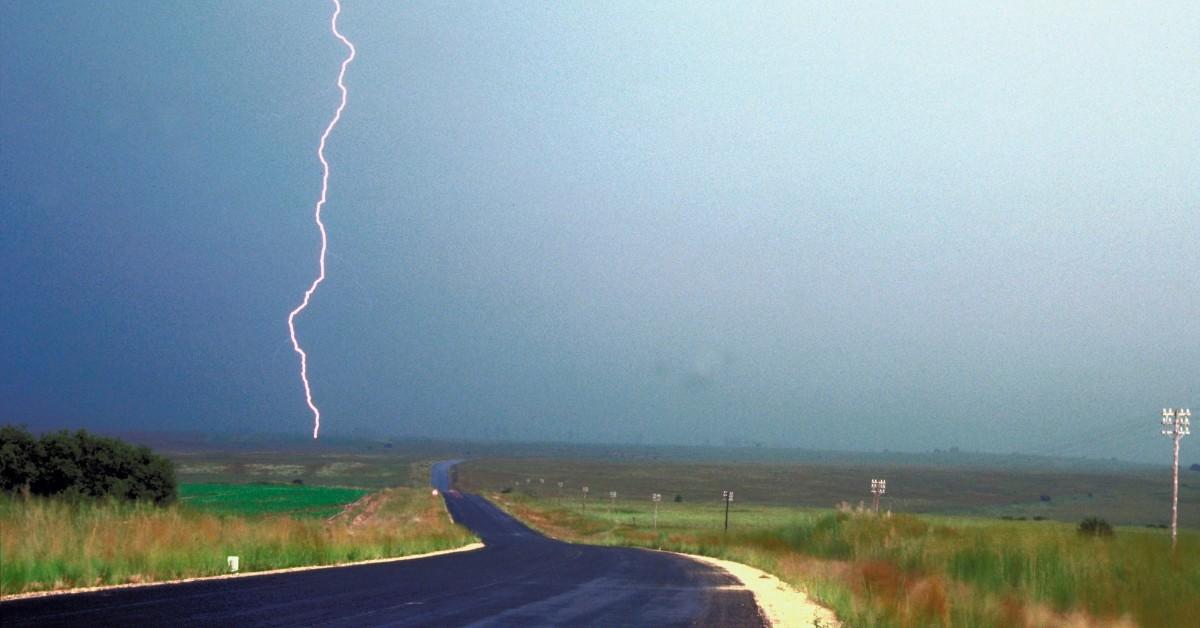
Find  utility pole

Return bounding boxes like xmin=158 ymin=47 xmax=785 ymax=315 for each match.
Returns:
xmin=608 ymin=491 xmax=617 ymax=516
xmin=581 ymin=485 xmax=589 ymax=515
xmin=722 ymin=490 xmax=733 ymax=533
xmin=651 ymin=493 xmax=662 ymax=530
xmin=870 ymin=478 xmax=887 ymax=514
xmin=1161 ymin=408 xmax=1191 ymax=552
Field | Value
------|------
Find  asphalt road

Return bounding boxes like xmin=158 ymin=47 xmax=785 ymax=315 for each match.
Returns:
xmin=2 ymin=460 xmax=765 ymax=627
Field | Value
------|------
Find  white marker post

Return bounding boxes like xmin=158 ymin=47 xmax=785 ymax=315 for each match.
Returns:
xmin=722 ymin=490 xmax=734 ymax=533
xmin=651 ymin=492 xmax=662 ymax=530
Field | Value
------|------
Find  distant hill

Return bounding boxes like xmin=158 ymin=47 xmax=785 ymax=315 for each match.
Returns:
xmin=89 ymin=429 xmax=1165 ymax=474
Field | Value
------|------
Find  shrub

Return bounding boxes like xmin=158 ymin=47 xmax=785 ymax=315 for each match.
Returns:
xmin=0 ymin=425 xmax=176 ymax=504
xmin=1078 ymin=517 xmax=1113 ymax=537
xmin=0 ymin=425 xmax=39 ymax=493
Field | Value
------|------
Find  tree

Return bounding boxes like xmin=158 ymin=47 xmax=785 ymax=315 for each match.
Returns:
xmin=31 ymin=430 xmax=83 ymax=496
xmin=0 ymin=425 xmax=39 ymax=493
xmin=0 ymin=426 xmax=176 ymax=505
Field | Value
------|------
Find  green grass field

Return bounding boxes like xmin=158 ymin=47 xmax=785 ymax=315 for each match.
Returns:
xmin=179 ymin=483 xmax=368 ymax=518
xmin=466 ymin=458 xmax=1199 ymax=627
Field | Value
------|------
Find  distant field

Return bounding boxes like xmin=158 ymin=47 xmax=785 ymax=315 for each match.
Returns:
xmin=170 ymin=452 xmax=425 ymax=489
xmin=457 ymin=456 xmax=1197 ymax=528
xmin=130 ymin=430 xmax=1195 ymax=527
xmin=179 ymin=483 xmax=368 ymax=518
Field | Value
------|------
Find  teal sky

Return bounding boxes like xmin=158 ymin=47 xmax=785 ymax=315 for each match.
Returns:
xmin=2 ymin=1 xmax=1197 ymax=462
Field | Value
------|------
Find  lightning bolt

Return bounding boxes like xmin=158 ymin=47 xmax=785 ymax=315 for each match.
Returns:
xmin=288 ymin=0 xmax=355 ymax=439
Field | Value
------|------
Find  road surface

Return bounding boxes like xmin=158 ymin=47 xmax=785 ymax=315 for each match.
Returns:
xmin=1 ymin=460 xmax=765 ymax=626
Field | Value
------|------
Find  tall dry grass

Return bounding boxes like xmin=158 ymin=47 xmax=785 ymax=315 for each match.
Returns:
xmin=495 ymin=493 xmax=1199 ymax=627
xmin=0 ymin=488 xmax=475 ymax=596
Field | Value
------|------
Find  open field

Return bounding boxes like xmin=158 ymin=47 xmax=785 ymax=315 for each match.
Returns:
xmin=118 ymin=431 xmax=475 ymax=489
xmin=179 ymin=483 xmax=368 ymax=518
xmin=169 ymin=450 xmax=426 ymax=489
xmin=457 ymin=456 xmax=1198 ymax=528
xmin=123 ymin=430 xmax=1195 ymax=525
xmin=461 ymin=457 xmax=1198 ymax=627
xmin=0 ymin=486 xmax=476 ymax=597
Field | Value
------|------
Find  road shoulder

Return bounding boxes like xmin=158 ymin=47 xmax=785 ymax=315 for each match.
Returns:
xmin=669 ymin=551 xmax=841 ymax=628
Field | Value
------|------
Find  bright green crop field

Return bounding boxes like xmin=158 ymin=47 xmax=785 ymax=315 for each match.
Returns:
xmin=178 ymin=483 xmax=368 ymax=518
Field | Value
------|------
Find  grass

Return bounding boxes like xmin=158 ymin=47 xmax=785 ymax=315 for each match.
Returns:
xmin=466 ymin=461 xmax=1199 ymax=627
xmin=179 ymin=483 xmax=368 ymax=518
xmin=0 ymin=486 xmax=476 ymax=597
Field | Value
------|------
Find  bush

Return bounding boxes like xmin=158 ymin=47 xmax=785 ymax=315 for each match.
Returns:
xmin=0 ymin=425 xmax=39 ymax=493
xmin=1078 ymin=517 xmax=1113 ymax=537
xmin=0 ymin=425 xmax=176 ymax=504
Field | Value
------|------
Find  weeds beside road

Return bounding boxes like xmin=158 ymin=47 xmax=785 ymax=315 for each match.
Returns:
xmin=0 ymin=485 xmax=476 ymax=597
xmin=490 ymin=492 xmax=1198 ymax=627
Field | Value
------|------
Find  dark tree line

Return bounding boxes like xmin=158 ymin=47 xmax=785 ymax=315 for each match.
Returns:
xmin=0 ymin=425 xmax=176 ymax=505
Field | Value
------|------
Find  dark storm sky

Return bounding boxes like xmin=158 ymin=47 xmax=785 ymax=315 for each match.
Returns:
xmin=2 ymin=1 xmax=1197 ymax=462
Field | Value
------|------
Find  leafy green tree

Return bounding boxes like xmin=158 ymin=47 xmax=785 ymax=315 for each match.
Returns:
xmin=0 ymin=426 xmax=176 ymax=505
xmin=0 ymin=425 xmax=39 ymax=493
xmin=31 ymin=430 xmax=83 ymax=496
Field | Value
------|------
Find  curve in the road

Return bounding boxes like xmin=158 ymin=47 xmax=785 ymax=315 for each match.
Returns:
xmin=1 ymin=460 xmax=765 ymax=627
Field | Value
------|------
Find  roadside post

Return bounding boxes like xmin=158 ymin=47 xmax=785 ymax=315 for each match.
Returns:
xmin=651 ymin=493 xmax=662 ymax=530
xmin=608 ymin=491 xmax=617 ymax=516
xmin=722 ymin=490 xmax=733 ymax=533
xmin=557 ymin=481 xmax=564 ymax=504
xmin=581 ymin=485 xmax=589 ymax=514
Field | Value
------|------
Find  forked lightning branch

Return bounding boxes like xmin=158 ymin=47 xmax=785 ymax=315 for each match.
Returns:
xmin=287 ymin=0 xmax=356 ymax=439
